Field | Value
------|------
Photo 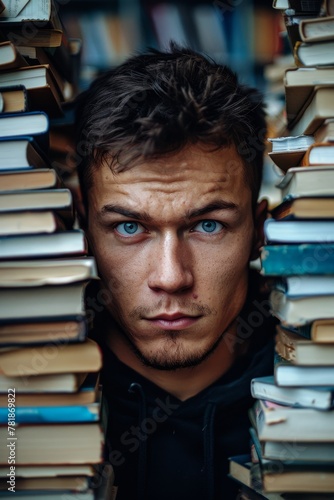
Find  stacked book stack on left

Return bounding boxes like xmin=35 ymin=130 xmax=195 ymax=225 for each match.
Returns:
xmin=0 ymin=1 xmax=109 ymax=498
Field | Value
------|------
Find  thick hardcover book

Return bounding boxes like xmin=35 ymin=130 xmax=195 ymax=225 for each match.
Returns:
xmin=0 ymin=188 xmax=74 ymax=228
xmin=0 ymin=40 xmax=26 ymax=70
xmin=299 ymin=15 xmax=334 ymax=42
xmin=0 ymin=168 xmax=61 ymax=192
xmin=271 ymin=197 xmax=334 ymax=220
xmin=0 ymin=64 xmax=63 ymax=117
xmin=0 ymin=423 xmax=104 ymax=465
xmin=294 ymin=40 xmax=334 ymax=68
xmin=272 ymin=275 xmax=334 ymax=297
xmin=249 ymin=426 xmax=334 ymax=463
xmin=288 ymin=85 xmax=334 ymax=136
xmin=276 ymin=166 xmax=334 ymax=199
xmin=0 ymin=110 xmax=49 ymax=150
xmin=0 ymin=315 xmax=88 ymax=345
xmin=264 ymin=218 xmax=334 ymax=244
xmin=284 ymin=67 xmax=334 ymax=124
xmin=0 ymin=338 xmax=102 ymax=376
xmin=0 ymin=229 xmax=87 ymax=259
xmin=249 ymin=399 xmax=334 ymax=442
xmin=0 ymin=84 xmax=28 ymax=113
xmin=0 ymin=372 xmax=99 ymax=405
xmin=0 ymin=256 xmax=98 ymax=287
xmin=0 ymin=282 xmax=91 ymax=321
xmin=276 ymin=324 xmax=334 ymax=366
xmin=301 ymin=142 xmax=334 ymax=166
xmin=0 ymin=372 xmax=87 ymax=393
xmin=270 ymin=288 xmax=334 ymax=326
xmin=0 ymin=135 xmax=51 ymax=170
xmin=275 ymin=361 xmax=334 ymax=387
xmin=251 ymin=375 xmax=334 ymax=410
xmin=0 ymin=210 xmax=66 ymax=236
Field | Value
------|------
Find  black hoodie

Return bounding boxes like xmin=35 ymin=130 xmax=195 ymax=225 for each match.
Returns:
xmin=91 ymin=272 xmax=276 ymax=500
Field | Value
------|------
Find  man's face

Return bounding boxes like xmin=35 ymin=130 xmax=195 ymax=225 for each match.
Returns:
xmin=87 ymin=143 xmax=259 ymax=370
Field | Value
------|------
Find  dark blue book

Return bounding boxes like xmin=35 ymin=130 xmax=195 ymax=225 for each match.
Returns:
xmin=260 ymin=244 xmax=334 ymax=276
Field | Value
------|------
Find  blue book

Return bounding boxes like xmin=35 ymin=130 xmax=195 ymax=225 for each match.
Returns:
xmin=0 ymin=402 xmax=100 ymax=423
xmin=260 ymin=244 xmax=334 ymax=276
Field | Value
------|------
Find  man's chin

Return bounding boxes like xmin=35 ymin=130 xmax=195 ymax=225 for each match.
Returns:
xmin=129 ymin=334 xmax=224 ymax=371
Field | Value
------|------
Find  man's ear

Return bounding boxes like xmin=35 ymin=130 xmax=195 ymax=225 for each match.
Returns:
xmin=250 ymin=198 xmax=268 ymax=261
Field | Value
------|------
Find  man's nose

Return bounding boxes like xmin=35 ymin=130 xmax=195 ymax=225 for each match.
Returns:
xmin=148 ymin=233 xmax=194 ymax=294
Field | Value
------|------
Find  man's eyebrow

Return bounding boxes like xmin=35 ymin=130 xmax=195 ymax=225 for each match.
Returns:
xmin=99 ymin=201 xmax=238 ymax=222
xmin=186 ymin=201 xmax=238 ymax=219
xmin=100 ymin=204 xmax=152 ymax=222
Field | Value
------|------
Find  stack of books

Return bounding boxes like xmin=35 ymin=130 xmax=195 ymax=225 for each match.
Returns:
xmin=229 ymin=0 xmax=334 ymax=498
xmin=0 ymin=1 xmax=111 ymax=498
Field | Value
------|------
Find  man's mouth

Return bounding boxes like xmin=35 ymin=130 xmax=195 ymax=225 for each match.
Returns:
xmin=144 ymin=312 xmax=202 ymax=330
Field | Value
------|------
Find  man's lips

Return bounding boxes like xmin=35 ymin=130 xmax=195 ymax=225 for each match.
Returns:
xmin=144 ymin=313 xmax=202 ymax=330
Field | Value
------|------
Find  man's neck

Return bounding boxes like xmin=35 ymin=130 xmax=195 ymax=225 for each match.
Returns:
xmin=106 ymin=324 xmax=243 ymax=401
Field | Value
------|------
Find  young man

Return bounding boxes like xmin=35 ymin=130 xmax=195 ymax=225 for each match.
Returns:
xmin=75 ymin=44 xmax=276 ymax=500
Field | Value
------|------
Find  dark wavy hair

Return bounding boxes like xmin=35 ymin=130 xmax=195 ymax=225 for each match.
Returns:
xmin=75 ymin=42 xmax=266 ymax=211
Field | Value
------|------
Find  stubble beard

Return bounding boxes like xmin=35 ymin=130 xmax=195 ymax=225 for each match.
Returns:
xmin=125 ymin=327 xmax=228 ymax=371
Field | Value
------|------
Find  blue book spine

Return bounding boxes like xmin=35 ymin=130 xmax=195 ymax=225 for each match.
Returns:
xmin=261 ymin=244 xmax=334 ymax=276
xmin=0 ymin=404 xmax=99 ymax=423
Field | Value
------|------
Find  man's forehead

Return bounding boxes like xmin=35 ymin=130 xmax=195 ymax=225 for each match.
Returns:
xmin=98 ymin=142 xmax=247 ymax=185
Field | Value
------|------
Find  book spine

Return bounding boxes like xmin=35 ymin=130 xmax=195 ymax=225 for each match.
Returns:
xmin=261 ymin=244 xmax=334 ymax=276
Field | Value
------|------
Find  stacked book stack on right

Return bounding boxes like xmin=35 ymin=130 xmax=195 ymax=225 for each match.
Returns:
xmin=248 ymin=0 xmax=334 ymax=497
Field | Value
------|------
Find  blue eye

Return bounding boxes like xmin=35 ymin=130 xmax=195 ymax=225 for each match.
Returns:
xmin=115 ymin=222 xmax=144 ymax=236
xmin=193 ymin=220 xmax=223 ymax=234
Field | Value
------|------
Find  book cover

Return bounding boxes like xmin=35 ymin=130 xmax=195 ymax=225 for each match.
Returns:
xmin=0 ymin=315 xmax=88 ymax=345
xmin=284 ymin=67 xmax=334 ymax=123
xmin=276 ymin=166 xmax=334 ymax=199
xmin=275 ymin=361 xmax=334 ymax=387
xmin=260 ymin=243 xmax=334 ymax=276
xmin=276 ymin=327 xmax=334 ymax=365
xmin=0 ymin=256 xmax=98 ymax=287
xmin=0 ymin=402 xmax=100 ymax=423
xmin=0 ymin=84 xmax=28 ymax=113
xmin=0 ymin=338 xmax=102 ymax=376
xmin=0 ymin=282 xmax=92 ymax=321
xmin=249 ymin=399 xmax=334 ymax=442
xmin=0 ymin=135 xmax=51 ymax=170
xmin=251 ymin=375 xmax=334 ymax=410
xmin=301 ymin=142 xmax=334 ymax=166
xmin=288 ymin=85 xmax=334 ymax=136
xmin=0 ymin=64 xmax=64 ymax=117
xmin=0 ymin=229 xmax=87 ymax=259
xmin=0 ymin=168 xmax=61 ymax=192
xmin=264 ymin=218 xmax=334 ymax=244
xmin=0 ymin=40 xmax=26 ymax=70
xmin=271 ymin=197 xmax=334 ymax=220
xmin=0 ymin=423 xmax=104 ymax=465
xmin=0 ymin=110 xmax=49 ymax=151
xmin=270 ymin=288 xmax=334 ymax=325
xmin=299 ymin=15 xmax=334 ymax=42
